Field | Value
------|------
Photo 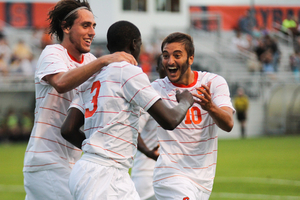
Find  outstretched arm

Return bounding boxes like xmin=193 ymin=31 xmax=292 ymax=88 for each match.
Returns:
xmin=61 ymin=108 xmax=86 ymax=149
xmin=147 ymin=89 xmax=194 ymax=130
xmin=45 ymin=52 xmax=137 ymax=93
xmin=193 ymin=84 xmax=234 ymax=132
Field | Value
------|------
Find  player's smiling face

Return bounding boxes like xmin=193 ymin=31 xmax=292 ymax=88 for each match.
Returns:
xmin=162 ymin=42 xmax=194 ymax=84
xmin=67 ymin=9 xmax=96 ymax=55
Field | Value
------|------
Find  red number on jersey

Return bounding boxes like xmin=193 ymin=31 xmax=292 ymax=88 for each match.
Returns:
xmin=183 ymin=197 xmax=190 ymax=200
xmin=85 ymin=81 xmax=101 ymax=118
xmin=184 ymin=106 xmax=202 ymax=124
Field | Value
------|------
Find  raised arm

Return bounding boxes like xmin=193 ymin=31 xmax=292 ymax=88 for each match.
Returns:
xmin=61 ymin=108 xmax=85 ymax=149
xmin=193 ymin=84 xmax=234 ymax=132
xmin=45 ymin=52 xmax=137 ymax=93
xmin=147 ymin=89 xmax=194 ymax=130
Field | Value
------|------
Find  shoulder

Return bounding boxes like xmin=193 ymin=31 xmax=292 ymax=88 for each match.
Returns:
xmin=83 ymin=52 xmax=97 ymax=61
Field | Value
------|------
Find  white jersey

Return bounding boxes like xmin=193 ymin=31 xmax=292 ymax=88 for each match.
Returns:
xmin=152 ymin=71 xmax=235 ymax=195
xmin=131 ymin=110 xmax=158 ymax=177
xmin=70 ymin=61 xmax=161 ymax=170
xmin=23 ymin=44 xmax=96 ymax=172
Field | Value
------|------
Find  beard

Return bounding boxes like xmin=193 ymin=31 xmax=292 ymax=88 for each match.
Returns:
xmin=169 ymin=58 xmax=190 ymax=83
xmin=69 ymin=32 xmax=90 ymax=54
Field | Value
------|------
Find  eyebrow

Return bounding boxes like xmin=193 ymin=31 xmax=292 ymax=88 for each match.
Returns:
xmin=162 ymin=50 xmax=183 ymax=54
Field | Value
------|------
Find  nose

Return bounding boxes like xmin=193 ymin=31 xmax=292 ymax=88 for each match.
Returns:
xmin=89 ymin=27 xmax=96 ymax=37
xmin=167 ymin=56 xmax=175 ymax=65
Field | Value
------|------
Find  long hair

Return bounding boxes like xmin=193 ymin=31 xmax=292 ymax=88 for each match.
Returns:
xmin=48 ymin=0 xmax=92 ymax=42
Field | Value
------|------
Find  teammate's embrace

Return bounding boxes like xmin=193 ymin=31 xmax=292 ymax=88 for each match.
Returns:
xmin=61 ymin=21 xmax=194 ymax=199
xmin=23 ymin=1 xmax=137 ymax=199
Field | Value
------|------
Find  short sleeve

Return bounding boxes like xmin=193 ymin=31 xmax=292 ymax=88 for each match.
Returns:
xmin=36 ymin=47 xmax=69 ymax=85
xmin=121 ymin=64 xmax=161 ymax=111
xmin=69 ymin=89 xmax=85 ymax=114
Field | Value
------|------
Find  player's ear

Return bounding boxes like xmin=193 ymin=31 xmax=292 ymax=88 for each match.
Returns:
xmin=61 ymin=21 xmax=70 ymax=34
xmin=188 ymin=55 xmax=194 ymax=66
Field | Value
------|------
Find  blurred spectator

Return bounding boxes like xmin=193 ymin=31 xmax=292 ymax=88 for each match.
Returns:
xmin=230 ymin=29 xmax=251 ymax=57
xmin=10 ymin=39 xmax=35 ymax=75
xmin=261 ymin=49 xmax=275 ymax=74
xmin=234 ymin=87 xmax=249 ymax=138
xmin=254 ymin=34 xmax=280 ymax=73
xmin=289 ymin=49 xmax=300 ymax=82
xmin=0 ymin=53 xmax=8 ymax=76
xmin=20 ymin=110 xmax=33 ymax=141
xmin=5 ymin=108 xmax=21 ymax=142
xmin=238 ymin=9 xmax=256 ymax=36
xmin=12 ymin=39 xmax=33 ymax=60
xmin=0 ymin=35 xmax=12 ymax=65
xmin=264 ymin=34 xmax=281 ymax=72
xmin=282 ymin=13 xmax=299 ymax=38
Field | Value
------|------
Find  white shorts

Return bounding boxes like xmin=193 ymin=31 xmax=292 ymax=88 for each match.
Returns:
xmin=24 ymin=168 xmax=73 ymax=200
xmin=132 ymin=176 xmax=156 ymax=200
xmin=153 ymin=177 xmax=210 ymax=200
xmin=69 ymin=159 xmax=140 ymax=200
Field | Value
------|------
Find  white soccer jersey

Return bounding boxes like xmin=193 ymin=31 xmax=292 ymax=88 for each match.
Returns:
xmin=131 ymin=110 xmax=158 ymax=177
xmin=70 ymin=61 xmax=161 ymax=170
xmin=152 ymin=71 xmax=235 ymax=195
xmin=23 ymin=44 xmax=96 ymax=172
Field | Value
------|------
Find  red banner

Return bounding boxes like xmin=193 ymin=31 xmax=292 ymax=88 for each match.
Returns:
xmin=0 ymin=2 xmax=55 ymax=28
xmin=190 ymin=6 xmax=300 ymax=31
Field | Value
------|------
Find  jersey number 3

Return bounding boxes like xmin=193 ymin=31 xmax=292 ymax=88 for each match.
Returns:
xmin=185 ymin=106 xmax=202 ymax=124
xmin=85 ymin=81 xmax=101 ymax=118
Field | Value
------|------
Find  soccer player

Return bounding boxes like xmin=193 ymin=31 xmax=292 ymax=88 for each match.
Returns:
xmin=151 ymin=32 xmax=235 ymax=200
xmin=60 ymin=20 xmax=194 ymax=199
xmin=131 ymin=55 xmax=166 ymax=200
xmin=23 ymin=1 xmax=137 ymax=199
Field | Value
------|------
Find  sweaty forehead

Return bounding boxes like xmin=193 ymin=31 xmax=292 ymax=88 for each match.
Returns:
xmin=163 ymin=42 xmax=186 ymax=54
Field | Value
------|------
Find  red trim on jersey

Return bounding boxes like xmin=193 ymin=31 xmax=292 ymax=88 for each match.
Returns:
xmin=67 ymin=52 xmax=84 ymax=64
xmin=30 ymin=136 xmax=81 ymax=151
xmin=24 ymin=162 xmax=58 ymax=167
xmin=40 ymin=107 xmax=67 ymax=116
xmin=171 ymin=71 xmax=198 ymax=88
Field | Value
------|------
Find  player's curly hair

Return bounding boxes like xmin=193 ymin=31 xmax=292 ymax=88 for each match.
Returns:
xmin=161 ymin=32 xmax=195 ymax=58
xmin=48 ymin=0 xmax=92 ymax=42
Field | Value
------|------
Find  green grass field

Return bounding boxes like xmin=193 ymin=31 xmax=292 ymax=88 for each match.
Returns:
xmin=0 ymin=135 xmax=300 ymax=200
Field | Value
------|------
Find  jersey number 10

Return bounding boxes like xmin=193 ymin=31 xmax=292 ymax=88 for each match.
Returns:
xmin=185 ymin=106 xmax=202 ymax=124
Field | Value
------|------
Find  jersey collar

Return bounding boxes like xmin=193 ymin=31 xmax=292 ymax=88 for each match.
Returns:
xmin=171 ymin=71 xmax=198 ymax=88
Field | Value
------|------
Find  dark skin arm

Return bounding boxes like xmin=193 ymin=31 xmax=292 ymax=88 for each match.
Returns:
xmin=147 ymin=89 xmax=194 ymax=130
xmin=137 ymin=133 xmax=159 ymax=161
xmin=61 ymin=108 xmax=85 ymax=149
xmin=193 ymin=83 xmax=234 ymax=132
xmin=61 ymin=90 xmax=194 ymax=148
xmin=45 ymin=52 xmax=137 ymax=93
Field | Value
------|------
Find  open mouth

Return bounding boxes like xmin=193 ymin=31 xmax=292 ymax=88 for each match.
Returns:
xmin=168 ymin=66 xmax=178 ymax=74
xmin=84 ymin=38 xmax=92 ymax=45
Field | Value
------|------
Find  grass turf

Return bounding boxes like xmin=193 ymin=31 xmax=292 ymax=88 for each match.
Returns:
xmin=0 ymin=135 xmax=300 ymax=200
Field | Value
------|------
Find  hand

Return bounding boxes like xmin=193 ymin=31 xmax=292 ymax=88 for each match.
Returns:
xmin=192 ymin=82 xmax=213 ymax=111
xmin=103 ymin=52 xmax=137 ymax=66
xmin=145 ymin=144 xmax=160 ymax=161
xmin=175 ymin=89 xmax=194 ymax=106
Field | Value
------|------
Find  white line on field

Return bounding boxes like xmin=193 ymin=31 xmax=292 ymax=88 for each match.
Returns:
xmin=211 ymin=192 xmax=300 ymax=200
xmin=216 ymin=177 xmax=300 ymax=186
